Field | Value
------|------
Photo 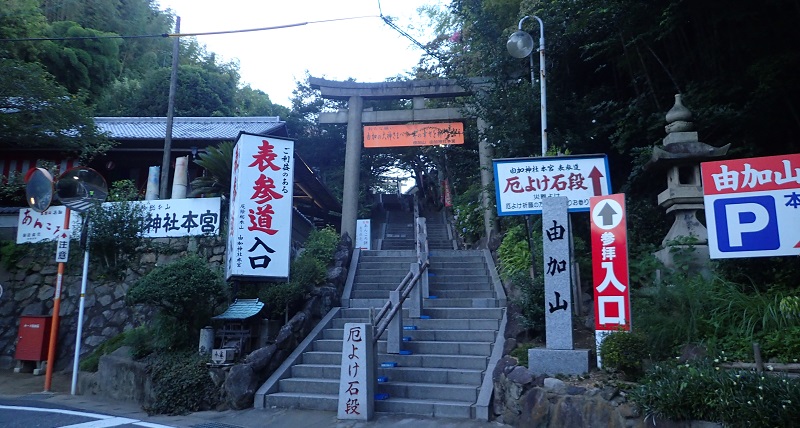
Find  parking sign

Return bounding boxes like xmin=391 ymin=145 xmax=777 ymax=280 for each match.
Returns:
xmin=701 ymin=153 xmax=800 ymax=258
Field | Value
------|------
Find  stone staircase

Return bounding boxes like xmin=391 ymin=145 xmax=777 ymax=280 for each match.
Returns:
xmin=256 ymin=246 xmax=507 ymax=420
xmin=380 ymin=210 xmax=415 ymax=250
xmin=425 ymin=209 xmax=458 ymax=250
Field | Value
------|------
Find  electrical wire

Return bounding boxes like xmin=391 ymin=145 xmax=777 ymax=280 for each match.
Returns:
xmin=0 ymin=15 xmax=377 ymax=43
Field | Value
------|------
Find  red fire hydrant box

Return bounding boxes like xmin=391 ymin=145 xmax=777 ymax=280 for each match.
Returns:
xmin=15 ymin=315 xmax=52 ymax=362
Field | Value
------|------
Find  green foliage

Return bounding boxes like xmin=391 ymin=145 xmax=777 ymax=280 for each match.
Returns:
xmin=0 ymin=240 xmax=27 ymax=270
xmin=301 ymin=226 xmax=339 ymax=264
xmin=509 ymin=342 xmax=536 ymax=367
xmin=78 ymin=330 xmax=129 ymax=372
xmin=259 ymin=282 xmax=304 ymax=322
xmin=510 ymin=270 xmax=545 ymax=336
xmin=599 ymin=331 xmax=649 ymax=376
xmin=144 ymin=351 xmax=220 ymax=415
xmin=452 ymin=183 xmax=485 ymax=244
xmin=630 ymin=360 xmax=800 ymax=427
xmin=189 ymin=141 xmax=233 ymax=198
xmin=127 ymin=255 xmax=228 ymax=350
xmin=85 ymin=180 xmax=147 ymax=277
xmin=497 ymin=224 xmax=532 ymax=280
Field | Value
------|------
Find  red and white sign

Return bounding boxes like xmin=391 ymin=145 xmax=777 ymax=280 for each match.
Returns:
xmin=16 ymin=207 xmax=81 ymax=244
xmin=226 ymin=133 xmax=295 ymax=280
xmin=701 ymin=153 xmax=800 ymax=259
xmin=590 ymin=193 xmax=631 ymax=331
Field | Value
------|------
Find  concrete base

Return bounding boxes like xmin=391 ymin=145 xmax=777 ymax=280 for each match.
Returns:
xmin=528 ymin=348 xmax=590 ymax=376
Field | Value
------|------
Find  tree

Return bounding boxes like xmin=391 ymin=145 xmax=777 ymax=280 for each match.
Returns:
xmin=0 ymin=58 xmax=113 ymax=161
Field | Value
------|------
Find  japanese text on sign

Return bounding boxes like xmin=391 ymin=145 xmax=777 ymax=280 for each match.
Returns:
xmin=363 ymin=122 xmax=464 ymax=148
xmin=338 ymin=323 xmax=371 ymax=420
xmin=542 ymin=197 xmax=573 ymax=350
xmin=226 ymin=133 xmax=294 ymax=280
xmin=493 ymin=155 xmax=611 ymax=216
xmin=701 ymin=153 xmax=800 ymax=259
xmin=590 ymin=194 xmax=631 ymax=331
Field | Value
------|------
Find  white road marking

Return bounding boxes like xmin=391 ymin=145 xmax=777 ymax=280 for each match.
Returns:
xmin=0 ymin=405 xmax=175 ymax=428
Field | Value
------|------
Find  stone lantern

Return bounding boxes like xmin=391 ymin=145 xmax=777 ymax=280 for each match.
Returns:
xmin=647 ymin=95 xmax=730 ymax=270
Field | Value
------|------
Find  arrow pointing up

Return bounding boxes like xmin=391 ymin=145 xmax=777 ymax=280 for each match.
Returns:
xmin=588 ymin=167 xmax=604 ymax=196
xmin=598 ymin=203 xmax=617 ymax=226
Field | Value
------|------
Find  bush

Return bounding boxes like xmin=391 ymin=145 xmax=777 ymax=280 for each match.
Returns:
xmin=144 ymin=351 xmax=220 ymax=415
xmin=497 ymin=224 xmax=533 ymax=281
xmin=630 ymin=359 xmax=800 ymax=427
xmin=510 ymin=270 xmax=545 ymax=336
xmin=78 ymin=331 xmax=129 ymax=372
xmin=127 ymin=255 xmax=228 ymax=350
xmin=301 ymin=226 xmax=338 ymax=264
xmin=599 ymin=330 xmax=648 ymax=377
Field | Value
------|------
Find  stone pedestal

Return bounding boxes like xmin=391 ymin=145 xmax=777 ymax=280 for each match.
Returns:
xmin=528 ymin=348 xmax=590 ymax=376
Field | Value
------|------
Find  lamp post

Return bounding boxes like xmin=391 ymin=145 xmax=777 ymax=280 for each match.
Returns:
xmin=507 ymin=15 xmax=547 ymax=157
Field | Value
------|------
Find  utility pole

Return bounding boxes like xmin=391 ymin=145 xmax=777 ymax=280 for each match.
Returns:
xmin=160 ymin=16 xmax=180 ymax=199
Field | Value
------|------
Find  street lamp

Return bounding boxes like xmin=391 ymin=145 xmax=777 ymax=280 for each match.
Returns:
xmin=507 ymin=15 xmax=547 ymax=156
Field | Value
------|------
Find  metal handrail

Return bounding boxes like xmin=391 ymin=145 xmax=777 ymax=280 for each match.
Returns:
xmin=372 ymin=193 xmax=429 ymax=345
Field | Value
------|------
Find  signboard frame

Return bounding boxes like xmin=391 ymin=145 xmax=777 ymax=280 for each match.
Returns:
xmin=701 ymin=153 xmax=800 ymax=259
xmin=493 ymin=154 xmax=611 ymax=216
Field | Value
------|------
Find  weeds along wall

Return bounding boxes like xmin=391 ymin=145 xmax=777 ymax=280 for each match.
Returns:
xmin=0 ymin=236 xmax=226 ymax=371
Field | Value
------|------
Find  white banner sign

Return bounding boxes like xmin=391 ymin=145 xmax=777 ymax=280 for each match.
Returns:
xmin=226 ymin=133 xmax=295 ymax=280
xmin=137 ymin=197 xmax=221 ymax=238
xmin=17 ymin=207 xmax=82 ymax=244
xmin=17 ymin=198 xmax=221 ymax=244
xmin=356 ymin=219 xmax=371 ymax=250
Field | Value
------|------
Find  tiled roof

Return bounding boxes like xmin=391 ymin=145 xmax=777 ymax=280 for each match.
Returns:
xmin=212 ymin=298 xmax=265 ymax=320
xmin=94 ymin=117 xmax=284 ymax=140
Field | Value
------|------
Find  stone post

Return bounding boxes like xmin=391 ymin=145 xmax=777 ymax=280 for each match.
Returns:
xmin=341 ymin=95 xmax=364 ymax=244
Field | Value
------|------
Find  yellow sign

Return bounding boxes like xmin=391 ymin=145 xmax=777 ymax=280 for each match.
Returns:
xmin=363 ymin=122 xmax=464 ymax=148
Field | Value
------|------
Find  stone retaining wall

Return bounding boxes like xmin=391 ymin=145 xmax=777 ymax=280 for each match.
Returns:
xmin=0 ymin=236 xmax=226 ymax=371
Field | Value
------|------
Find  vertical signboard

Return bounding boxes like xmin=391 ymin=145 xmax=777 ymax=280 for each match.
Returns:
xmin=542 ymin=197 xmax=573 ymax=350
xmin=338 ymin=323 xmax=373 ymax=420
xmin=701 ymin=153 xmax=800 ymax=259
xmin=226 ymin=133 xmax=295 ymax=281
xmin=590 ymin=194 xmax=631 ymax=365
xmin=356 ymin=219 xmax=371 ymax=250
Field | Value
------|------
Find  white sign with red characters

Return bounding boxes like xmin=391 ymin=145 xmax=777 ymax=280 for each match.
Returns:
xmin=493 ymin=154 xmax=611 ymax=216
xmin=590 ymin=194 xmax=631 ymax=333
xmin=701 ymin=153 xmax=800 ymax=259
xmin=226 ymin=133 xmax=295 ymax=281
xmin=16 ymin=207 xmax=81 ymax=244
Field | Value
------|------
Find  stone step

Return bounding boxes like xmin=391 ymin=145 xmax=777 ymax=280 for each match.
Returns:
xmin=425 ymin=290 xmax=495 ymax=299
xmin=302 ymin=351 xmax=489 ymax=370
xmin=375 ymin=397 xmax=472 ymax=419
xmin=356 ymin=281 xmax=489 ymax=291
xmin=263 ymin=392 xmax=337 ymax=412
xmin=279 ymin=377 xmax=339 ymax=395
xmin=312 ymin=339 xmax=493 ymax=356
xmin=322 ymin=328 xmax=497 ymax=343
xmin=428 ymin=267 xmax=488 ymax=276
xmin=427 ymin=274 xmax=491 ymax=284
xmin=423 ymin=298 xmax=498 ymax=308
xmin=288 ymin=362 xmax=485 ymax=386
xmin=331 ymin=317 xmax=501 ymax=330
xmin=378 ymin=381 xmax=478 ymax=402
xmin=357 ymin=261 xmax=418 ymax=269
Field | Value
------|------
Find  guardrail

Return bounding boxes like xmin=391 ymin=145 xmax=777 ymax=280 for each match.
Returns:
xmin=372 ymin=193 xmax=429 ymax=353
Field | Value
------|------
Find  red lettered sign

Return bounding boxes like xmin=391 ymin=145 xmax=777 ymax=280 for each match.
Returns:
xmin=590 ymin=193 xmax=631 ymax=331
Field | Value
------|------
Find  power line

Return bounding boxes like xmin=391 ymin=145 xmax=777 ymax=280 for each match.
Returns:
xmin=0 ymin=15 xmax=378 ymax=43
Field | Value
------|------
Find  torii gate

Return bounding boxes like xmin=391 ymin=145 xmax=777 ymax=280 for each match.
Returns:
xmin=309 ymin=77 xmax=500 ymax=243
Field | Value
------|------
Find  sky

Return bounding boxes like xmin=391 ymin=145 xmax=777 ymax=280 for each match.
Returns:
xmin=155 ymin=0 xmax=443 ymax=108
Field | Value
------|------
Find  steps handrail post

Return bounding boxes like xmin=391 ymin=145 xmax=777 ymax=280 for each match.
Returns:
xmin=409 ymin=262 xmax=421 ymax=318
xmin=387 ymin=290 xmax=402 ymax=354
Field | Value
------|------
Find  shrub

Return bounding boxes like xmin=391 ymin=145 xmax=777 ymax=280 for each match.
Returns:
xmin=510 ymin=270 xmax=545 ymax=336
xmin=497 ymin=224 xmax=533 ymax=281
xmin=630 ymin=359 xmax=800 ymax=427
xmin=78 ymin=331 xmax=129 ymax=372
xmin=599 ymin=330 xmax=649 ymax=377
xmin=86 ymin=180 xmax=148 ymax=278
xmin=452 ymin=183 xmax=484 ymax=244
xmin=127 ymin=255 xmax=228 ymax=350
xmin=301 ymin=226 xmax=338 ymax=264
xmin=144 ymin=351 xmax=220 ymax=415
